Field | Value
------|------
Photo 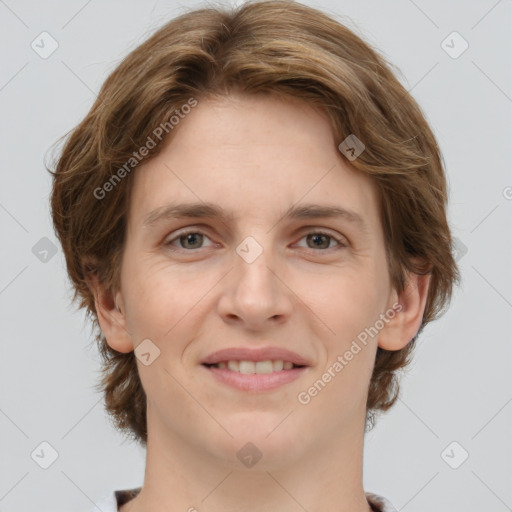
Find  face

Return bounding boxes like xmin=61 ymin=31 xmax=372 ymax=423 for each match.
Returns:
xmin=106 ymin=92 xmax=403 ymax=468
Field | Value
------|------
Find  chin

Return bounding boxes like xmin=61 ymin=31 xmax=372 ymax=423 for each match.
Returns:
xmin=215 ymin=416 xmax=304 ymax=465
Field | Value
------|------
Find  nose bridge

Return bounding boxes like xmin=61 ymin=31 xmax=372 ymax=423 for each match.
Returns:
xmin=235 ymin=235 xmax=278 ymax=303
xmin=218 ymin=232 xmax=292 ymax=327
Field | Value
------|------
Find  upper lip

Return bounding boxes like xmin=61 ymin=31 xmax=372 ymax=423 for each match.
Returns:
xmin=201 ymin=347 xmax=310 ymax=366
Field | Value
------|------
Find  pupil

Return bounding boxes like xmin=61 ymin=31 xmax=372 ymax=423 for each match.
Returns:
xmin=182 ymin=233 xmax=202 ymax=248
xmin=309 ymin=234 xmax=328 ymax=249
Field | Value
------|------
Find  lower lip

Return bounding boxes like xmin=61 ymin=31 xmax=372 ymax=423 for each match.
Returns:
xmin=202 ymin=365 xmax=308 ymax=391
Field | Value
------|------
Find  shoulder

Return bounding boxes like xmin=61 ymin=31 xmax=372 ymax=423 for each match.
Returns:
xmin=89 ymin=487 xmax=141 ymax=512
xmin=365 ymin=491 xmax=399 ymax=512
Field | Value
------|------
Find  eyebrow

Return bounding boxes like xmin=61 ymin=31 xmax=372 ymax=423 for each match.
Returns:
xmin=142 ymin=201 xmax=368 ymax=231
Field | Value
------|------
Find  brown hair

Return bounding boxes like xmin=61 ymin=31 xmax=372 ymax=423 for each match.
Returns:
xmin=49 ymin=0 xmax=460 ymax=445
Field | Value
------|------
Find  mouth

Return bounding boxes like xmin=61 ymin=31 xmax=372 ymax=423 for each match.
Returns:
xmin=201 ymin=353 xmax=309 ymax=393
xmin=200 ymin=347 xmax=310 ymax=392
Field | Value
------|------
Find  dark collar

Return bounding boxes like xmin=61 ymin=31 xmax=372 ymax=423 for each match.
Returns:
xmin=115 ymin=487 xmax=141 ymax=508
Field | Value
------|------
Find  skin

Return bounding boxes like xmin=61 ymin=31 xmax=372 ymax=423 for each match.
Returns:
xmin=90 ymin=92 xmax=430 ymax=512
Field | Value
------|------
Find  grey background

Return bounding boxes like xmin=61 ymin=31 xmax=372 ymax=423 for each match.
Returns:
xmin=0 ymin=0 xmax=511 ymax=511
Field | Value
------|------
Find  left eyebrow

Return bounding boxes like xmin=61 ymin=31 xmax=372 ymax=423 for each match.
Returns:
xmin=142 ymin=201 xmax=369 ymax=233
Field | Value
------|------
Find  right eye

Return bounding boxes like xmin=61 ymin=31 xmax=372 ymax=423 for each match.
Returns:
xmin=165 ymin=230 xmax=216 ymax=251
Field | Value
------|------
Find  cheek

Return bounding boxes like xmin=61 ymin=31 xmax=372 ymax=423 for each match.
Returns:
xmin=119 ymin=254 xmax=176 ymax=338
xmin=306 ymin=271 xmax=384 ymax=408
xmin=120 ymin=254 xmax=217 ymax=344
xmin=312 ymin=259 xmax=390 ymax=390
xmin=319 ymin=267 xmax=388 ymax=336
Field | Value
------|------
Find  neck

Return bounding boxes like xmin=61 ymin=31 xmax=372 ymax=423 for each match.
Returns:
xmin=122 ymin=405 xmax=373 ymax=512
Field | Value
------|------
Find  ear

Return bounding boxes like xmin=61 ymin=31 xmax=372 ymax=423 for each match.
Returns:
xmin=86 ymin=272 xmax=134 ymax=354
xmin=378 ymin=270 xmax=431 ymax=351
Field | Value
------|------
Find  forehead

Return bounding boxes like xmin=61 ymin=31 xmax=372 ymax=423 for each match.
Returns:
xmin=128 ymin=93 xmax=380 ymax=232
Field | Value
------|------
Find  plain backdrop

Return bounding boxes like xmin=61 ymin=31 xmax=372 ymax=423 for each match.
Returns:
xmin=0 ymin=1 xmax=511 ymax=511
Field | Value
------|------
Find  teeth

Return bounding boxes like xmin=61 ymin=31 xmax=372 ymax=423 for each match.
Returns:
xmin=227 ymin=360 xmax=239 ymax=372
xmin=239 ymin=361 xmax=256 ymax=374
xmin=255 ymin=361 xmax=273 ymax=374
xmin=211 ymin=360 xmax=298 ymax=373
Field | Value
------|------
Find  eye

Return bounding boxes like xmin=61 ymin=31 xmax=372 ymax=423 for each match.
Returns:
xmin=165 ymin=230 xmax=215 ymax=250
xmin=295 ymin=230 xmax=347 ymax=251
xmin=164 ymin=228 xmax=347 ymax=252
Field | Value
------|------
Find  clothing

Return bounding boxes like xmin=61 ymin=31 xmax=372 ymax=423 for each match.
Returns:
xmin=90 ymin=488 xmax=399 ymax=511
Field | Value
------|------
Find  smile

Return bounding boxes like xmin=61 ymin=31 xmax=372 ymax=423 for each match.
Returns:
xmin=202 ymin=361 xmax=308 ymax=392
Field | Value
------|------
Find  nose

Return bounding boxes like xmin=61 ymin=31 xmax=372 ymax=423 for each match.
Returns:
xmin=217 ymin=244 xmax=293 ymax=331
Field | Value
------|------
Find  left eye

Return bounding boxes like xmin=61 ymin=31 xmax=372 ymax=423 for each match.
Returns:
xmin=296 ymin=232 xmax=346 ymax=250
xmin=165 ymin=230 xmax=345 ymax=251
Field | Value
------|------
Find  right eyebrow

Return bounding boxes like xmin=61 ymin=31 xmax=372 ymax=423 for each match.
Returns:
xmin=142 ymin=202 xmax=236 ymax=228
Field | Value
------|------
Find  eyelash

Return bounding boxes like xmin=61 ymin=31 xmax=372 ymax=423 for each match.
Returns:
xmin=164 ymin=228 xmax=348 ymax=253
